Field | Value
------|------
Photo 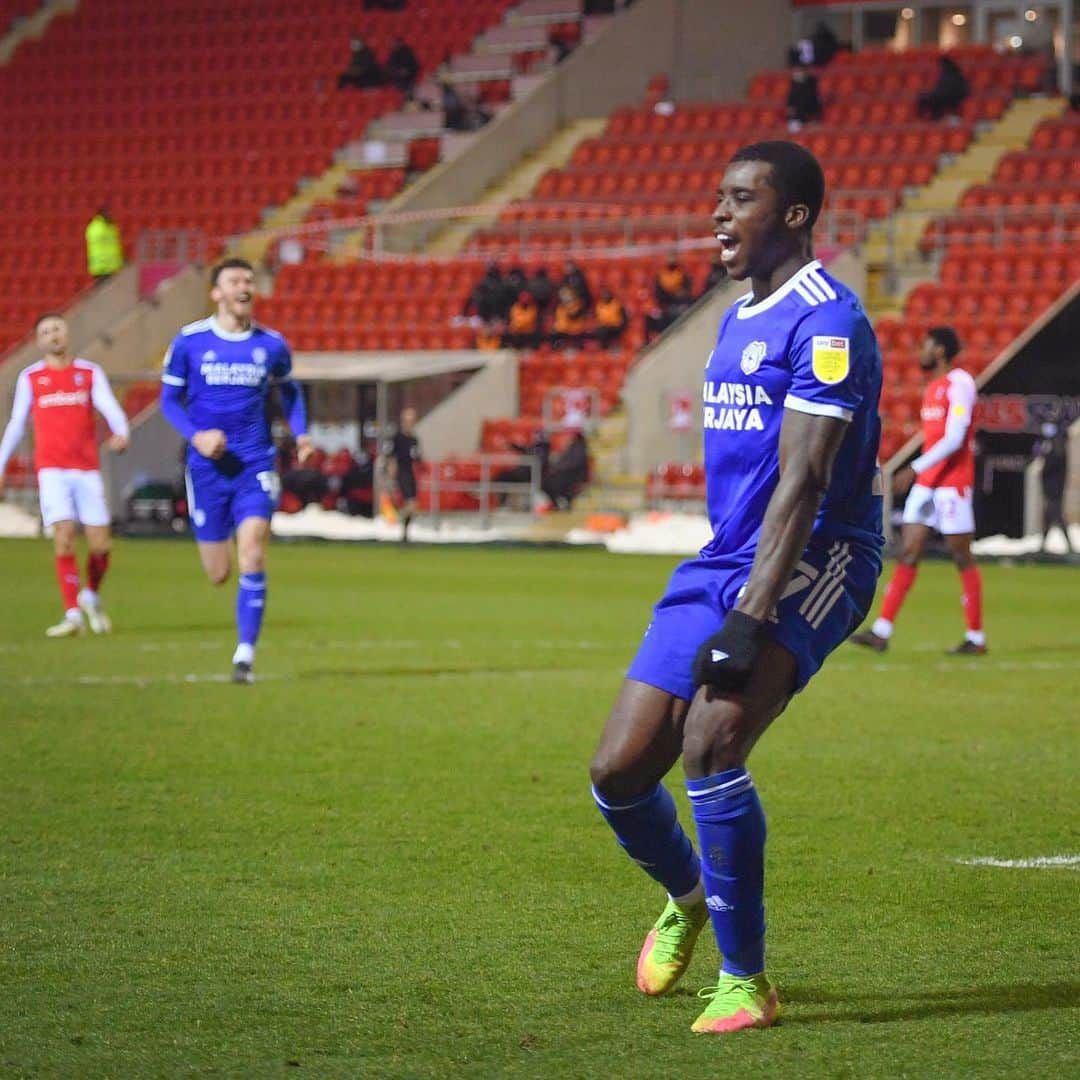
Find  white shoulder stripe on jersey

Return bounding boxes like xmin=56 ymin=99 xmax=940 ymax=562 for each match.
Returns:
xmin=161 ymin=374 xmax=186 ymax=386
xmin=784 ymin=394 xmax=853 ymax=422
xmin=794 ymin=283 xmax=821 ymax=306
xmin=180 ymin=318 xmax=213 ymax=336
xmin=800 ymin=274 xmax=830 ymax=304
xmin=809 ymin=269 xmax=837 ymax=300
xmin=736 ymin=259 xmax=825 ymax=319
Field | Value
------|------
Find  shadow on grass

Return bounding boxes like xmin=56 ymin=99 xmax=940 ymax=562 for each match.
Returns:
xmin=779 ymin=980 xmax=1080 ymax=1024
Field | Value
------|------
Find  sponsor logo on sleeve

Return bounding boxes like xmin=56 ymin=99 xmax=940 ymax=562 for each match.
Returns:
xmin=811 ymin=335 xmax=850 ymax=384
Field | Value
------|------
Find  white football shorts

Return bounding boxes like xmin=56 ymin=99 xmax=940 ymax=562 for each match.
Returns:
xmin=37 ymin=468 xmax=111 ymax=528
xmin=901 ymin=483 xmax=975 ymax=535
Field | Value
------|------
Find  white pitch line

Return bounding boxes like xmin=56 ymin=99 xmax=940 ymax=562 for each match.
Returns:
xmin=953 ymin=855 xmax=1080 ymax=870
xmin=828 ymin=659 xmax=1078 ymax=673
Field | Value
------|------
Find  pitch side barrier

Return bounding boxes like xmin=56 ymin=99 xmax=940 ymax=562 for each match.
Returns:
xmin=417 ymin=452 xmax=544 ymax=527
xmin=228 ymin=202 xmax=868 ymax=263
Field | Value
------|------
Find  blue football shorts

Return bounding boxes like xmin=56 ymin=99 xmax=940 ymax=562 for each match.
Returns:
xmin=628 ymin=536 xmax=881 ymax=699
xmin=185 ymin=454 xmax=281 ymax=543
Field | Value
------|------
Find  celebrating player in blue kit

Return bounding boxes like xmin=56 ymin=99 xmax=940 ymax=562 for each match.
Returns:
xmin=160 ymin=258 xmax=311 ymax=684
xmin=589 ymin=142 xmax=883 ymax=1034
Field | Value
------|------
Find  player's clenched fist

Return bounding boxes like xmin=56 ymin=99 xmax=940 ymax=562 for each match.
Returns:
xmin=295 ymin=434 xmax=315 ymax=465
xmin=107 ymin=433 xmax=130 ymax=453
xmin=692 ymin=610 xmax=765 ymax=694
xmin=192 ymin=428 xmax=227 ymax=459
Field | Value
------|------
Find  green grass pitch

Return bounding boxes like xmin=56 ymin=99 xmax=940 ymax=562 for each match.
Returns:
xmin=1 ymin=538 xmax=1077 ymax=1077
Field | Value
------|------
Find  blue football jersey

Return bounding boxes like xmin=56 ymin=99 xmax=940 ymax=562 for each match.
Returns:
xmin=161 ymin=316 xmax=292 ymax=466
xmin=700 ymin=259 xmax=883 ymax=560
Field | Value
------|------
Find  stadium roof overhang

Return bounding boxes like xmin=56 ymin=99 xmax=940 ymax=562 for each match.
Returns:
xmin=291 ymin=349 xmax=513 ymax=384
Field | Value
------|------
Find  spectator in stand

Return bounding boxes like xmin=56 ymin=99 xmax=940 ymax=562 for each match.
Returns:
xmin=338 ymin=34 xmax=384 ymax=89
xmin=699 ymin=254 xmax=728 ymax=297
xmin=502 ymin=264 xmax=529 ymax=312
xmin=593 ymin=287 xmax=627 ymax=346
xmin=786 ymin=68 xmax=822 ymax=130
xmin=542 ymin=429 xmax=590 ymax=509
xmin=464 ymin=263 xmax=510 ymax=322
xmin=789 ymin=21 xmax=841 ymax=67
xmin=559 ymin=260 xmax=593 ymax=310
xmin=644 ymin=252 xmax=693 ymax=340
xmin=476 ymin=319 xmax=505 ymax=350
xmin=505 ymin=292 xmax=541 ymax=349
xmin=917 ymin=56 xmax=969 ymax=121
xmin=384 ymin=36 xmax=420 ymax=95
xmin=85 ymin=206 xmax=124 ymax=284
xmin=441 ymin=82 xmax=492 ymax=131
xmin=527 ymin=265 xmax=556 ymax=314
xmin=552 ymin=285 xmax=589 ymax=348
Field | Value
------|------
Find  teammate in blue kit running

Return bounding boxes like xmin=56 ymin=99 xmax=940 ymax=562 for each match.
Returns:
xmin=589 ymin=142 xmax=884 ymax=1034
xmin=160 ymin=258 xmax=311 ymax=684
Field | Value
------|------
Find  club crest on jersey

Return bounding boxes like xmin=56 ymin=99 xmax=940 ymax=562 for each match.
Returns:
xmin=74 ymin=372 xmax=85 ymax=386
xmin=202 ymin=350 xmax=218 ymax=362
xmin=252 ymin=347 xmax=267 ymax=365
xmin=811 ymin=335 xmax=850 ymax=384
xmin=740 ymin=340 xmax=767 ymax=375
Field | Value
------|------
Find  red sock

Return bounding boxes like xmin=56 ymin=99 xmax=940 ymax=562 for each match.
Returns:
xmin=880 ymin=563 xmax=917 ymax=624
xmin=87 ymin=551 xmax=110 ymax=593
xmin=960 ymin=565 xmax=983 ymax=633
xmin=55 ymin=554 xmax=80 ymax=611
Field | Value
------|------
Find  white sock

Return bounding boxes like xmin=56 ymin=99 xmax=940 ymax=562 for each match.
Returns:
xmin=79 ymin=587 xmax=99 ymax=607
xmin=872 ymin=617 xmax=893 ymax=640
xmin=670 ymin=878 xmax=705 ymax=908
xmin=65 ymin=607 xmax=83 ymax=623
xmin=965 ymin=630 xmax=986 ymax=647
xmin=232 ymin=643 xmax=255 ymax=665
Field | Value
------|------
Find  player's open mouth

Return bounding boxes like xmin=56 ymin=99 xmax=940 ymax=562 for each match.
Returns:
xmin=236 ymin=294 xmax=251 ymax=303
xmin=716 ymin=232 xmax=740 ymax=264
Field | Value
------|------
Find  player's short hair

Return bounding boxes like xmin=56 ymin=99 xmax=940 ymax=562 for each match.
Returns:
xmin=34 ymin=312 xmax=64 ymax=329
xmin=729 ymin=140 xmax=826 ymax=230
xmin=927 ymin=325 xmax=961 ymax=360
xmin=210 ymin=257 xmax=254 ymax=285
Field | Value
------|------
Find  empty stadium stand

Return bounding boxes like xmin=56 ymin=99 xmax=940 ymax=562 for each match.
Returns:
xmin=0 ymin=0 xmax=515 ymax=354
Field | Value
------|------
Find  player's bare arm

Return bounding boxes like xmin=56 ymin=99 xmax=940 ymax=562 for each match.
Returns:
xmin=691 ymin=409 xmax=848 ymax=698
xmin=736 ymin=410 xmax=849 ymax=622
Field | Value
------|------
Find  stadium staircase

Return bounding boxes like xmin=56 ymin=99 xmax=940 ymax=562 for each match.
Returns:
xmin=0 ymin=0 xmax=73 ymax=64
xmin=874 ymin=106 xmax=1079 ymax=463
xmin=864 ymin=95 xmax=1067 ymax=318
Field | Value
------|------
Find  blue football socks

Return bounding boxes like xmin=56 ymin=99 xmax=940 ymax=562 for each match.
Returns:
xmin=236 ymin=571 xmax=267 ymax=652
xmin=687 ymin=767 xmax=767 ymax=976
xmin=593 ymin=783 xmax=701 ymax=899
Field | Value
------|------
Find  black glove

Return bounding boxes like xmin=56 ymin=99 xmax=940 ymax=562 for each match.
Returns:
xmin=692 ymin=610 xmax=765 ymax=693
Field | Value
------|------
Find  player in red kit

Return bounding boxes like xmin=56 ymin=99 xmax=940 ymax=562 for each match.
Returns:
xmin=0 ymin=314 xmax=130 ymax=637
xmin=851 ymin=325 xmax=985 ymax=655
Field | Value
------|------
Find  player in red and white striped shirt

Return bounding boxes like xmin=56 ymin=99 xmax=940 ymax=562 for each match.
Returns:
xmin=852 ymin=325 xmax=986 ymax=655
xmin=0 ymin=314 xmax=130 ymax=637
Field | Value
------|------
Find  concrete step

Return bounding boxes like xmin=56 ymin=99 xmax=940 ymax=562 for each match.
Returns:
xmin=423 ymin=118 xmax=607 ymax=255
xmin=232 ymin=162 xmax=354 ymax=266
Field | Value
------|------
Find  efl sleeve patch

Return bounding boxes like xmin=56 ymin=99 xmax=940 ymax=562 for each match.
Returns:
xmin=811 ymin=336 xmax=850 ymax=384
